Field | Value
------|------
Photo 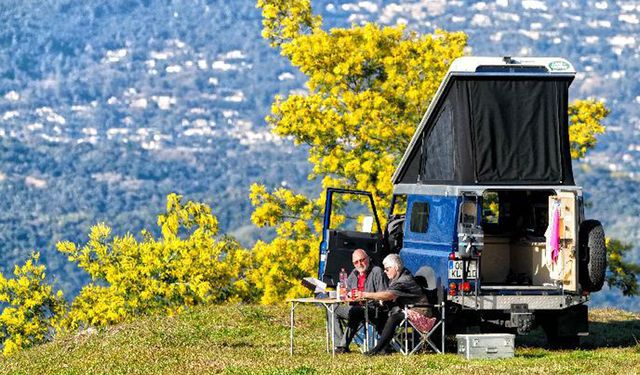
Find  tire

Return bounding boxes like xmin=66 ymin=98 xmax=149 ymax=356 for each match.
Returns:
xmin=384 ymin=214 xmax=405 ymax=254
xmin=579 ymin=220 xmax=607 ymax=292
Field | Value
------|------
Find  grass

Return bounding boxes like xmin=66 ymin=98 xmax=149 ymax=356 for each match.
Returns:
xmin=0 ymin=305 xmax=639 ymax=374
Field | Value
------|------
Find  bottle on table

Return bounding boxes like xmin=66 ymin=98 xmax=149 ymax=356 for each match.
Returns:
xmin=339 ymin=268 xmax=348 ymax=300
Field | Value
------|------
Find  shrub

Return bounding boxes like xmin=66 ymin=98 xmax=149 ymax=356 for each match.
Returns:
xmin=0 ymin=253 xmax=66 ymax=356
xmin=57 ymin=193 xmax=253 ymax=328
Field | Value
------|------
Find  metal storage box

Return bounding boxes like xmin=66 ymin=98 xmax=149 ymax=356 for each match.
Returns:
xmin=456 ymin=333 xmax=515 ymax=359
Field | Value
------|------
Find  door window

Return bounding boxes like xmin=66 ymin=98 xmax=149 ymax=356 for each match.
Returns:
xmin=329 ymin=196 xmax=378 ymax=233
xmin=409 ymin=201 xmax=430 ymax=233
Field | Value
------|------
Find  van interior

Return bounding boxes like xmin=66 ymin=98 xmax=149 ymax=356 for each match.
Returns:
xmin=476 ymin=190 xmax=577 ymax=291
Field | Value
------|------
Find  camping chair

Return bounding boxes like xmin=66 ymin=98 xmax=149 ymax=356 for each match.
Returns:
xmin=391 ymin=267 xmax=446 ymax=355
xmin=391 ymin=301 xmax=446 ymax=355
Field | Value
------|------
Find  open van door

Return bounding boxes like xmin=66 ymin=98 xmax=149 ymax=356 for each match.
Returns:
xmin=548 ymin=191 xmax=578 ymax=292
xmin=318 ymin=188 xmax=384 ymax=286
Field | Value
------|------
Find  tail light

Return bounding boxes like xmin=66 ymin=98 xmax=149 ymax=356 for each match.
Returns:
xmin=449 ymin=282 xmax=457 ymax=296
xmin=462 ymin=281 xmax=472 ymax=293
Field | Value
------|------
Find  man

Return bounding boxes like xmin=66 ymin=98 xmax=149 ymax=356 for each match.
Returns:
xmin=333 ymin=248 xmax=388 ymax=353
xmin=361 ymin=253 xmax=429 ymax=356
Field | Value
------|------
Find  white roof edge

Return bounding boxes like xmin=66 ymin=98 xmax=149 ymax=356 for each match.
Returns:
xmin=449 ymin=56 xmax=576 ymax=74
xmin=393 ymin=183 xmax=583 ymax=197
xmin=391 ymin=56 xmax=576 ymax=184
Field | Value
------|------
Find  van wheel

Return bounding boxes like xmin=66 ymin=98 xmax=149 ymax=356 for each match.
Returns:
xmin=384 ymin=214 xmax=405 ymax=254
xmin=579 ymin=220 xmax=606 ymax=292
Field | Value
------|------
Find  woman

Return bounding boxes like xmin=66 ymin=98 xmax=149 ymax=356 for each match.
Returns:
xmin=360 ymin=253 xmax=429 ymax=355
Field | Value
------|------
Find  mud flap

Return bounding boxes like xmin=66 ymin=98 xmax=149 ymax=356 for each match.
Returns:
xmin=556 ymin=304 xmax=589 ymax=337
xmin=540 ymin=304 xmax=589 ymax=348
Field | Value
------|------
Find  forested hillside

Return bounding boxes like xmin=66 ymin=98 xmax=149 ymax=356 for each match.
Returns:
xmin=0 ymin=0 xmax=638 ymax=308
xmin=0 ymin=0 xmax=315 ymax=296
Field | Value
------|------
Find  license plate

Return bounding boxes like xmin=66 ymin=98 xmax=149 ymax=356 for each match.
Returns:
xmin=448 ymin=260 xmax=478 ymax=279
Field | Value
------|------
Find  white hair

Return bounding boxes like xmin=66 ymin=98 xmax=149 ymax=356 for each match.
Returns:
xmin=382 ymin=253 xmax=403 ymax=271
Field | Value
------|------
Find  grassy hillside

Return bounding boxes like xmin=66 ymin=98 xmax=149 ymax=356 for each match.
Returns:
xmin=1 ymin=305 xmax=639 ymax=375
xmin=1 ymin=0 xmax=639 ymax=312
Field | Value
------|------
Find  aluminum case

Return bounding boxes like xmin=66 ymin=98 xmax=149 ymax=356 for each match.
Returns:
xmin=456 ymin=333 xmax=515 ymax=360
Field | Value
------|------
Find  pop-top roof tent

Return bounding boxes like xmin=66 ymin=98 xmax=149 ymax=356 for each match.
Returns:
xmin=392 ymin=56 xmax=577 ymax=186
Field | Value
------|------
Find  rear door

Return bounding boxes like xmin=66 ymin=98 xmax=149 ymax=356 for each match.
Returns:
xmin=318 ymin=188 xmax=384 ymax=286
xmin=549 ymin=191 xmax=578 ymax=292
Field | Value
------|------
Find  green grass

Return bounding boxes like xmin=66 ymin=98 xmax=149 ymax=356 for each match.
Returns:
xmin=1 ymin=305 xmax=639 ymax=375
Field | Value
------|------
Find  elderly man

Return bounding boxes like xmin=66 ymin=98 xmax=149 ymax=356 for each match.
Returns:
xmin=361 ymin=253 xmax=429 ymax=356
xmin=333 ymin=248 xmax=388 ymax=353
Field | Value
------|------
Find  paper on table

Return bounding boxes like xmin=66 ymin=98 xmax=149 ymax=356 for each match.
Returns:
xmin=301 ymin=277 xmax=327 ymax=293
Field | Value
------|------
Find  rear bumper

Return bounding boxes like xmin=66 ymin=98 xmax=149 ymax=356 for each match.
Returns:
xmin=449 ymin=294 xmax=588 ymax=310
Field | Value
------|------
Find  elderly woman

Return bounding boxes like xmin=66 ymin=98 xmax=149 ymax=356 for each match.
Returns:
xmin=360 ymin=253 xmax=429 ymax=356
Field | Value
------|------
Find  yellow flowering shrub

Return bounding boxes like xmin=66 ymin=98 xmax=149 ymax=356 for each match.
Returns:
xmin=257 ymin=0 xmax=321 ymax=47
xmin=248 ymin=185 xmax=320 ymax=304
xmin=250 ymin=0 xmax=622 ymax=303
xmin=606 ymin=239 xmax=640 ymax=296
xmin=250 ymin=0 xmax=466 ymax=304
xmin=57 ymin=193 xmax=253 ymax=328
xmin=0 ymin=253 xmax=66 ymax=356
xmin=568 ymin=99 xmax=609 ymax=159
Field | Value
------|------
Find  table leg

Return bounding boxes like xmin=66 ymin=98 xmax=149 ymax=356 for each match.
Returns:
xmin=330 ymin=303 xmax=336 ymax=358
xmin=325 ymin=308 xmax=330 ymax=353
xmin=364 ymin=303 xmax=369 ymax=352
xmin=290 ymin=301 xmax=296 ymax=355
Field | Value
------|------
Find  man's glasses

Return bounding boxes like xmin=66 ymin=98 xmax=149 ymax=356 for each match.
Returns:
xmin=352 ymin=258 xmax=367 ymax=265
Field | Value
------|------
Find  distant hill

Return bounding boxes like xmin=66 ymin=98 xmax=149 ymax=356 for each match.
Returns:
xmin=0 ymin=0 xmax=315 ymax=296
xmin=0 ymin=0 xmax=638 ymax=309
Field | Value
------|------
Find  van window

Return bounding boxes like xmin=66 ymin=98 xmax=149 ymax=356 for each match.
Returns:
xmin=460 ymin=200 xmax=477 ymax=226
xmin=410 ymin=202 xmax=430 ymax=233
xmin=421 ymin=105 xmax=454 ymax=181
xmin=482 ymin=192 xmax=499 ymax=225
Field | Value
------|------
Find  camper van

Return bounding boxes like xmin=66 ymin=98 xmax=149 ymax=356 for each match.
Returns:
xmin=318 ymin=57 xmax=606 ymax=347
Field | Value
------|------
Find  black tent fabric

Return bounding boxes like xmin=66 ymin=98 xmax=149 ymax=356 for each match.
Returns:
xmin=396 ymin=75 xmax=574 ymax=186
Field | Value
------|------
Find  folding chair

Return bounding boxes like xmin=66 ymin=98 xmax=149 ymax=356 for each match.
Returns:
xmin=391 ymin=301 xmax=446 ymax=355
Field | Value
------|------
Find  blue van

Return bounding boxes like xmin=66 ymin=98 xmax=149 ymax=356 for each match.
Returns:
xmin=318 ymin=57 xmax=606 ymax=347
